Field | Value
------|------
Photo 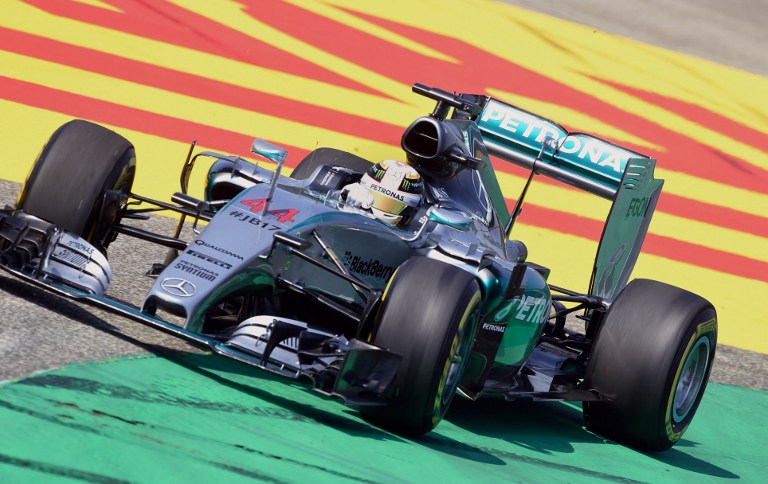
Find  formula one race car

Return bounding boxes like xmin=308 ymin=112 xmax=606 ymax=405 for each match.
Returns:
xmin=0 ymin=83 xmax=717 ymax=451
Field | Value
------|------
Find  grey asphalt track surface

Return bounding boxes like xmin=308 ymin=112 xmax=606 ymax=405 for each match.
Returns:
xmin=1 ymin=1 xmax=767 ymax=390
xmin=0 ymin=180 xmax=199 ymax=381
xmin=501 ymin=0 xmax=768 ymax=77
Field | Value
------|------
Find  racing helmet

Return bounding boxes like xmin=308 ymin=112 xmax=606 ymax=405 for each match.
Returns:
xmin=359 ymin=160 xmax=423 ymax=225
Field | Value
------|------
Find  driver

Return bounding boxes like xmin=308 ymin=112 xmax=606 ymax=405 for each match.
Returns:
xmin=340 ymin=159 xmax=424 ymax=226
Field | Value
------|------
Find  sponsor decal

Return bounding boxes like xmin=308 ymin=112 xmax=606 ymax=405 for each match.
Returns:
xmin=239 ymin=198 xmax=299 ymax=223
xmin=371 ymin=168 xmax=386 ymax=181
xmin=558 ymin=137 xmax=624 ymax=173
xmin=595 ymin=244 xmax=626 ymax=297
xmin=462 ymin=131 xmax=472 ymax=152
xmin=64 ymin=239 xmax=95 ymax=256
xmin=227 ymin=210 xmax=282 ymax=231
xmin=174 ymin=260 xmax=218 ymax=282
xmin=480 ymin=100 xmax=629 ymax=173
xmin=431 ymin=186 xmax=450 ymax=201
xmin=52 ymin=247 xmax=88 ymax=268
xmin=626 ymin=197 xmax=649 ymax=218
xmin=480 ymin=101 xmax=563 ymax=144
xmin=482 ymin=322 xmax=506 ymax=333
xmin=318 ymin=169 xmax=341 ymax=187
xmin=370 ymin=184 xmax=405 ymax=201
xmin=471 ymin=170 xmax=492 ymax=221
xmin=186 ymin=249 xmax=232 ymax=270
xmin=160 ymin=277 xmax=196 ymax=297
xmin=193 ymin=240 xmax=242 ymax=261
xmin=342 ymin=251 xmax=395 ymax=280
xmin=494 ymin=294 xmax=549 ymax=324
xmin=516 ymin=295 xmax=549 ymax=323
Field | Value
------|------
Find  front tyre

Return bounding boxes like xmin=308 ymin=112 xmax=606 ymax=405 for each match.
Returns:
xmin=16 ymin=119 xmax=136 ymax=254
xmin=583 ymin=279 xmax=717 ymax=451
xmin=360 ymin=257 xmax=481 ymax=436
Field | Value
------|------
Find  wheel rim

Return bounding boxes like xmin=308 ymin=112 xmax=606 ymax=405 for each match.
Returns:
xmin=672 ymin=336 xmax=711 ymax=423
xmin=441 ymin=309 xmax=478 ymax=406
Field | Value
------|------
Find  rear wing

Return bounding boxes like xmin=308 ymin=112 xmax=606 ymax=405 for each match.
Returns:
xmin=474 ymin=97 xmax=664 ymax=301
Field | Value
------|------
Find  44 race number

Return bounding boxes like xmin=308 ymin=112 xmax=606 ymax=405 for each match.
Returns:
xmin=240 ymin=198 xmax=299 ymax=223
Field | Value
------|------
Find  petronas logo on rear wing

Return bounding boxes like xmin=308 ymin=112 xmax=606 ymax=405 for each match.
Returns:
xmin=477 ymin=98 xmax=653 ymax=199
xmin=475 ymin=98 xmax=663 ymax=301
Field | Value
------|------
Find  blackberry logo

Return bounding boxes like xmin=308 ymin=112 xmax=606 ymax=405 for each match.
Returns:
xmin=342 ymin=251 xmax=395 ymax=280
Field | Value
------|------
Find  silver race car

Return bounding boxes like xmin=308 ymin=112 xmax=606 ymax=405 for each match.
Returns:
xmin=0 ymin=84 xmax=717 ymax=450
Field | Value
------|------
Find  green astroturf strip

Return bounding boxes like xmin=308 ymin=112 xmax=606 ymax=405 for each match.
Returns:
xmin=0 ymin=352 xmax=765 ymax=483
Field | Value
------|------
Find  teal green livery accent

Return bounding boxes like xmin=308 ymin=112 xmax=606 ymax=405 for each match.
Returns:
xmin=591 ymin=157 xmax=664 ymax=301
xmin=478 ymin=99 xmax=568 ymax=157
xmin=494 ymin=280 xmax=550 ymax=368
xmin=481 ymin=265 xmax=551 ymax=369
xmin=474 ymin=96 xmax=664 ymax=302
xmin=477 ymin=99 xmax=652 ymax=199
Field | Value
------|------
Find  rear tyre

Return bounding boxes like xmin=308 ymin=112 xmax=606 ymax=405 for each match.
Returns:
xmin=290 ymin=147 xmax=372 ymax=180
xmin=583 ymin=279 xmax=717 ymax=451
xmin=17 ymin=119 xmax=136 ymax=253
xmin=360 ymin=257 xmax=481 ymax=435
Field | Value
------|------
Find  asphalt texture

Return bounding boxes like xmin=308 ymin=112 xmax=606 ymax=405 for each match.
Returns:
xmin=0 ymin=179 xmax=766 ymax=389
xmin=0 ymin=180 xmax=199 ymax=381
xmin=501 ymin=0 xmax=768 ymax=77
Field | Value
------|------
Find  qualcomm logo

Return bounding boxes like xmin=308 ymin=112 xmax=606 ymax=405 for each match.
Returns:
xmin=160 ymin=277 xmax=197 ymax=297
xmin=194 ymin=240 xmax=244 ymax=260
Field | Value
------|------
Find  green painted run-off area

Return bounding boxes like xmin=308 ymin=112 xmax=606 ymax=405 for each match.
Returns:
xmin=0 ymin=352 xmax=765 ymax=482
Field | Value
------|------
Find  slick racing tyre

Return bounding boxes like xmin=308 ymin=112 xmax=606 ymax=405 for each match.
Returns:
xmin=360 ymin=257 xmax=481 ymax=436
xmin=290 ymin=147 xmax=372 ymax=180
xmin=16 ymin=119 xmax=136 ymax=254
xmin=583 ymin=279 xmax=717 ymax=451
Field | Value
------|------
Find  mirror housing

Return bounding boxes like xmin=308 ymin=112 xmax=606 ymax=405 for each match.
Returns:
xmin=251 ymin=139 xmax=287 ymax=163
xmin=427 ymin=206 xmax=472 ymax=231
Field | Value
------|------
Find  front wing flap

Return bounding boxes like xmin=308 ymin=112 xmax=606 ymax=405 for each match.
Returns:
xmin=0 ymin=211 xmax=111 ymax=295
xmin=224 ymin=315 xmax=400 ymax=405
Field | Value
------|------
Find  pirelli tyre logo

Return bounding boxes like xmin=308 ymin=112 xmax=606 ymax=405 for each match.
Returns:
xmin=186 ymin=249 xmax=232 ymax=270
xmin=342 ymin=251 xmax=395 ymax=280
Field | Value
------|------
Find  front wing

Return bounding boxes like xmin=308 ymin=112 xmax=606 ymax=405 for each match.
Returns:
xmin=0 ymin=210 xmax=400 ymax=406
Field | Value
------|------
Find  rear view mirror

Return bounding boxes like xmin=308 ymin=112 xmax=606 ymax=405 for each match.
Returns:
xmin=251 ymin=139 xmax=287 ymax=163
xmin=428 ymin=207 xmax=472 ymax=230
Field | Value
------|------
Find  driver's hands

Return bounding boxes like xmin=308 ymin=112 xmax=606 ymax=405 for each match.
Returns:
xmin=341 ymin=183 xmax=374 ymax=209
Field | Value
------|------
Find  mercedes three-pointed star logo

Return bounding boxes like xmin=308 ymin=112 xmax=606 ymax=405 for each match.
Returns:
xmin=160 ymin=277 xmax=197 ymax=297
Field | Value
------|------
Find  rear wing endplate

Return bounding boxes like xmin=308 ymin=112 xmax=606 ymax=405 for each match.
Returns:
xmin=590 ymin=158 xmax=663 ymax=300
xmin=475 ymin=97 xmax=664 ymax=301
